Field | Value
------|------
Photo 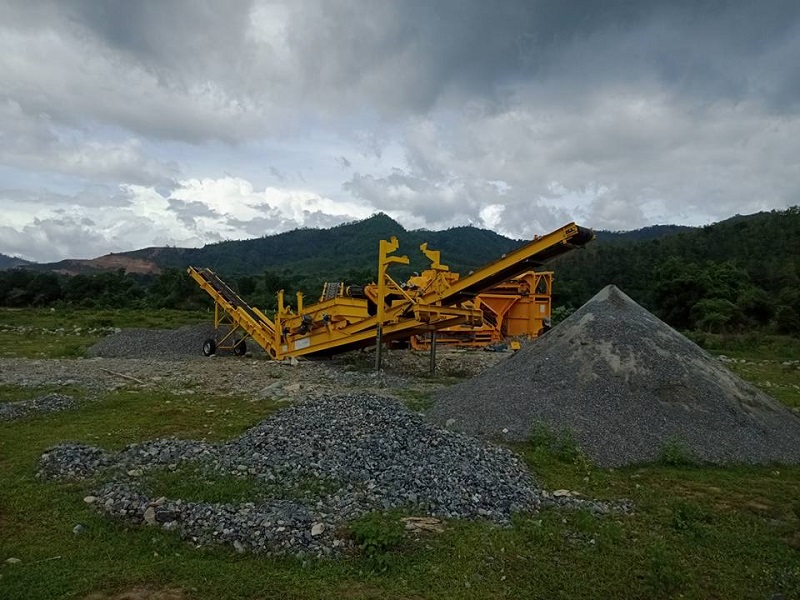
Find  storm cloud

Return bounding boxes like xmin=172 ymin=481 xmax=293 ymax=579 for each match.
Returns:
xmin=1 ymin=0 xmax=798 ymax=261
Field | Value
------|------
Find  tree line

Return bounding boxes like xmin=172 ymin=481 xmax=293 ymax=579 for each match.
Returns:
xmin=1 ymin=207 xmax=798 ymax=335
xmin=551 ymin=207 xmax=800 ymax=334
xmin=0 ymin=267 xmax=368 ymax=314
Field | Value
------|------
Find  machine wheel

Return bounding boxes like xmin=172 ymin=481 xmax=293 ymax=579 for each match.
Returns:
xmin=233 ymin=339 xmax=247 ymax=356
xmin=202 ymin=338 xmax=217 ymax=356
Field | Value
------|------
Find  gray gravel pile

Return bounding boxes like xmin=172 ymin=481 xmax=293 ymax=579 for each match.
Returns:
xmin=38 ymin=443 xmax=112 ymax=479
xmin=429 ymin=285 xmax=800 ymax=467
xmin=0 ymin=393 xmax=76 ymax=422
xmin=86 ymin=324 xmax=264 ymax=359
xmin=37 ymin=393 xmax=629 ymax=556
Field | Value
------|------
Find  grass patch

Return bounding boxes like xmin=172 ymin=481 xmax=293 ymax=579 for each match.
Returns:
xmin=0 ymin=330 xmax=102 ymax=359
xmin=685 ymin=331 xmax=800 ymax=409
xmin=0 ymin=383 xmax=88 ymax=404
xmin=0 ymin=307 xmax=209 ymax=330
xmin=348 ymin=511 xmax=407 ymax=572
xmin=725 ymin=359 xmax=800 ymax=409
xmin=394 ymin=389 xmax=434 ymax=412
xmin=659 ymin=436 xmax=700 ymax=467
xmin=690 ymin=332 xmax=800 ymax=361
xmin=528 ymin=422 xmax=587 ymax=465
xmin=3 ymin=335 xmax=800 ymax=598
xmin=142 ymin=466 xmax=267 ymax=504
xmin=0 ymin=308 xmax=209 ymax=358
xmin=3 ymin=386 xmax=800 ymax=599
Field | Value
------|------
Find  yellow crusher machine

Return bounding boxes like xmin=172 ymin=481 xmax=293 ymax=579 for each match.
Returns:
xmin=406 ymin=270 xmax=554 ymax=350
xmin=188 ymin=222 xmax=594 ymax=362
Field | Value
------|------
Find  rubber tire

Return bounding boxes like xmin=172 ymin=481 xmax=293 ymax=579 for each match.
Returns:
xmin=202 ymin=338 xmax=216 ymax=356
xmin=233 ymin=339 xmax=247 ymax=356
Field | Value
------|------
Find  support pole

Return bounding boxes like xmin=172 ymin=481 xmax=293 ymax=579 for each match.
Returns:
xmin=429 ymin=330 xmax=437 ymax=375
xmin=375 ymin=324 xmax=383 ymax=370
xmin=374 ymin=236 xmax=408 ymax=372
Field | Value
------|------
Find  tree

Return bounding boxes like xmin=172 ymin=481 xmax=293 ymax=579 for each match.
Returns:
xmin=690 ymin=299 xmax=740 ymax=333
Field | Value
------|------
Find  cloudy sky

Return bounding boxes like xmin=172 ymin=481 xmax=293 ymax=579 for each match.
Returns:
xmin=2 ymin=0 xmax=799 ymax=262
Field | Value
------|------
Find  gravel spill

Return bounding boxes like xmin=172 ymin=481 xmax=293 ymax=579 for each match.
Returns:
xmin=428 ymin=285 xmax=800 ymax=467
xmin=37 ymin=393 xmax=630 ymax=556
xmin=0 ymin=393 xmax=76 ymax=422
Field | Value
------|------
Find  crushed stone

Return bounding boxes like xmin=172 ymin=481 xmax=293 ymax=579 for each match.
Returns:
xmin=0 ymin=393 xmax=77 ymax=422
xmin=86 ymin=324 xmax=239 ymax=359
xmin=428 ymin=285 xmax=800 ymax=467
xmin=37 ymin=393 xmax=631 ymax=556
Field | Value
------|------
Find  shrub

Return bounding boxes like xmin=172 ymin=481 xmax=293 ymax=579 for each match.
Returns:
xmin=348 ymin=512 xmax=405 ymax=571
xmin=659 ymin=436 xmax=697 ymax=467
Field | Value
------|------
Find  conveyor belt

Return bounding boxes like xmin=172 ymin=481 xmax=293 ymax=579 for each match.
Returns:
xmin=434 ymin=224 xmax=593 ymax=306
xmin=194 ymin=268 xmax=270 ymax=328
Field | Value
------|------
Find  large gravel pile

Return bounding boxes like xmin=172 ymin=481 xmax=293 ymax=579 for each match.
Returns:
xmin=38 ymin=393 xmax=628 ymax=556
xmin=429 ymin=285 xmax=800 ymax=467
xmin=0 ymin=393 xmax=76 ymax=422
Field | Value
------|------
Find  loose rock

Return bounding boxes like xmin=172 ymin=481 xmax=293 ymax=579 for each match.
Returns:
xmin=37 ymin=393 xmax=630 ymax=556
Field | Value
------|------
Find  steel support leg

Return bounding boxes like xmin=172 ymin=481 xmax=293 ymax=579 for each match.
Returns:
xmin=429 ymin=330 xmax=437 ymax=375
xmin=375 ymin=324 xmax=383 ymax=371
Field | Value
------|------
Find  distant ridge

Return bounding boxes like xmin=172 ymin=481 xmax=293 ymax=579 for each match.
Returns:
xmin=25 ymin=213 xmax=523 ymax=278
xmin=14 ymin=209 xmax=793 ymax=282
xmin=0 ymin=253 xmax=32 ymax=270
xmin=594 ymin=224 xmax=695 ymax=243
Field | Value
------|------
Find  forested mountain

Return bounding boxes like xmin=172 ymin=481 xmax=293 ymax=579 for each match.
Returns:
xmin=122 ymin=213 xmax=521 ymax=278
xmin=594 ymin=224 xmax=695 ymax=243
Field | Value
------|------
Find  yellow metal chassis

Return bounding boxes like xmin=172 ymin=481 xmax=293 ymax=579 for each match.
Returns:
xmin=188 ymin=222 xmax=593 ymax=360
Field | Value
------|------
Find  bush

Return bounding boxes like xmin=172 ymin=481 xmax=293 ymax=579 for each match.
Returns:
xmin=659 ymin=436 xmax=698 ymax=467
xmin=348 ymin=512 xmax=405 ymax=571
xmin=529 ymin=423 xmax=586 ymax=464
xmin=671 ymin=501 xmax=713 ymax=536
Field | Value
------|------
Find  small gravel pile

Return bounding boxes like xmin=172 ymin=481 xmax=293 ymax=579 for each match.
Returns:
xmin=0 ymin=393 xmax=76 ymax=422
xmin=38 ymin=443 xmax=113 ymax=479
xmin=37 ymin=393 xmax=629 ymax=556
xmin=429 ymin=285 xmax=800 ymax=467
xmin=86 ymin=324 xmax=263 ymax=359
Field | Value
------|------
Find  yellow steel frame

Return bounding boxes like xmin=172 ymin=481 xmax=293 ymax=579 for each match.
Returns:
xmin=188 ymin=222 xmax=593 ymax=360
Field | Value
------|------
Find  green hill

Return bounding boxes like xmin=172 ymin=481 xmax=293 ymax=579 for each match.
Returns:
xmin=123 ymin=213 xmax=521 ymax=278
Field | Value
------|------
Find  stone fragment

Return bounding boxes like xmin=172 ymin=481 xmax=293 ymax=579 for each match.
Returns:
xmin=143 ymin=506 xmax=157 ymax=525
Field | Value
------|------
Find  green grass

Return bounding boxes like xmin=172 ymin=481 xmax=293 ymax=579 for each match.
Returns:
xmin=142 ymin=466 xmax=268 ymax=504
xmin=2 ymin=383 xmax=799 ymax=599
xmin=394 ymin=389 xmax=435 ymax=412
xmin=690 ymin=332 xmax=800 ymax=361
xmin=2 ymin=324 xmax=800 ymax=598
xmin=0 ymin=308 xmax=210 ymax=358
xmin=0 ymin=383 xmax=90 ymax=404
xmin=725 ymin=360 xmax=800 ymax=409
xmin=686 ymin=332 xmax=800 ymax=409
xmin=0 ymin=330 xmax=103 ymax=359
xmin=0 ymin=307 xmax=210 ymax=330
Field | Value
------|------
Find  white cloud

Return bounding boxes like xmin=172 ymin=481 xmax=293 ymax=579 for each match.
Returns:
xmin=345 ymin=91 xmax=800 ymax=237
xmin=0 ymin=178 xmax=374 ymax=262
